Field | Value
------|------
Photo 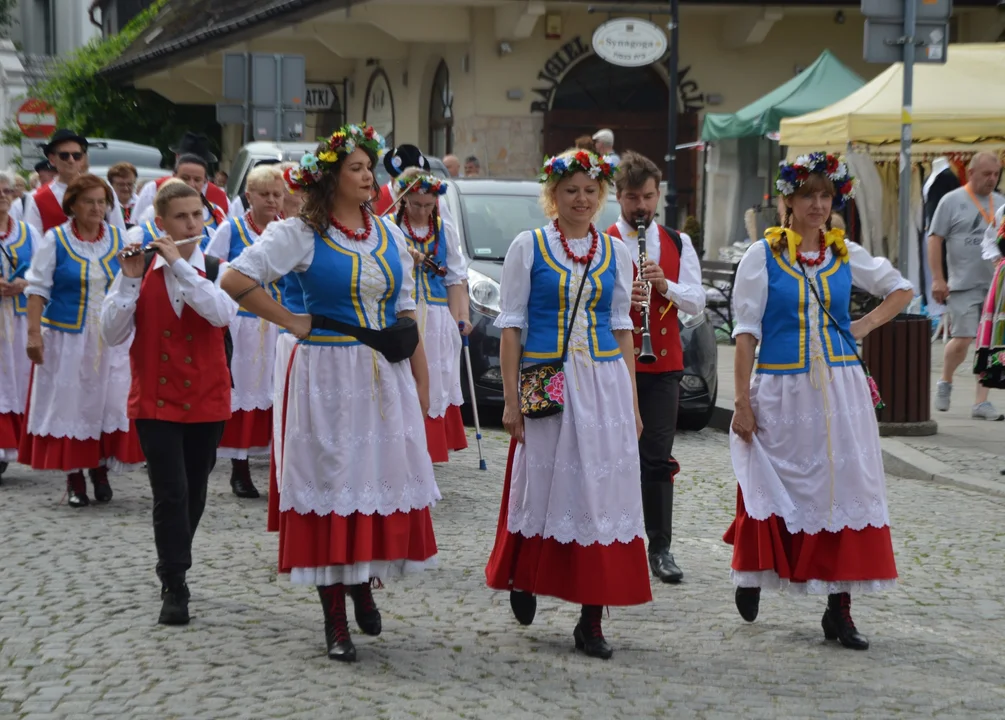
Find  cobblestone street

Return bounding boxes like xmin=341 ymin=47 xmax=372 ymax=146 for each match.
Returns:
xmin=1 ymin=427 xmax=1004 ymax=719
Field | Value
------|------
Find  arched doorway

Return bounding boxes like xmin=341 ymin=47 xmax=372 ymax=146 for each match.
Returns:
xmin=428 ymin=60 xmax=453 ymax=157
xmin=544 ymin=55 xmax=698 ymax=217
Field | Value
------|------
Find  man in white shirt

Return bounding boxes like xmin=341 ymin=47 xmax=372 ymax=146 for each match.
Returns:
xmin=22 ymin=129 xmax=127 ymax=235
xmin=606 ymin=150 xmax=704 ymax=585
xmin=592 ymin=128 xmax=621 ymax=165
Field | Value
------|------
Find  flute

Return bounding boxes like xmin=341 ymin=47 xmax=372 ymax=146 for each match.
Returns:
xmin=120 ymin=235 xmax=203 ymax=259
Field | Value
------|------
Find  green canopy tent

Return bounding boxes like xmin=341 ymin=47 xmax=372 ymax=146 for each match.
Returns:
xmin=701 ymin=50 xmax=865 ymax=141
xmin=700 ymin=51 xmax=864 ymax=254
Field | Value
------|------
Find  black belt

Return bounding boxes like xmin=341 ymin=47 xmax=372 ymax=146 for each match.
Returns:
xmin=309 ymin=315 xmax=419 ymax=364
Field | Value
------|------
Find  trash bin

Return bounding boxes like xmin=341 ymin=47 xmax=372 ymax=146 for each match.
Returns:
xmin=860 ymin=313 xmax=937 ymax=436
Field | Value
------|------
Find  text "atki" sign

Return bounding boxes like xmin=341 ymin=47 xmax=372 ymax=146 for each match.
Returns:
xmin=17 ymin=99 xmax=57 ymax=139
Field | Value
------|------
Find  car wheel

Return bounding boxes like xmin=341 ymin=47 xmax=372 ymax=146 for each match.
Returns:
xmin=677 ymin=386 xmax=718 ymax=431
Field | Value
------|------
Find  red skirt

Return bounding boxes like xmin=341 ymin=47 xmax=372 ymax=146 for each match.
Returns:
xmin=424 ymin=405 xmax=469 ymax=463
xmin=18 ymin=423 xmax=145 ymax=471
xmin=278 ymin=507 xmax=438 ymax=573
xmin=219 ymin=408 xmax=272 ymax=451
xmin=267 ymin=444 xmax=279 ymax=532
xmin=0 ymin=412 xmax=22 ymax=452
xmin=484 ymin=437 xmax=652 ymax=607
xmin=723 ymin=486 xmax=897 ymax=587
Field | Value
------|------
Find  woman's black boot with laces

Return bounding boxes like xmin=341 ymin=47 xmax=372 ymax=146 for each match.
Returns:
xmin=573 ymin=605 xmax=613 ymax=660
xmin=318 ymin=584 xmax=356 ymax=662
xmin=822 ymin=592 xmax=869 ymax=650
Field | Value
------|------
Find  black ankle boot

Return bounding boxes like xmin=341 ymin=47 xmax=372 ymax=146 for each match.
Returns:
xmin=509 ymin=590 xmax=537 ymax=626
xmin=159 ymin=578 xmax=190 ymax=626
xmin=230 ymin=459 xmax=259 ymax=499
xmin=66 ymin=472 xmax=89 ymax=508
xmin=573 ymin=605 xmax=613 ymax=660
xmin=318 ymin=585 xmax=356 ymax=662
xmin=735 ymin=587 xmax=761 ymax=622
xmin=0 ymin=460 xmax=8 ymax=484
xmin=89 ymin=466 xmax=113 ymax=503
xmin=822 ymin=593 xmax=869 ymax=650
xmin=349 ymin=582 xmax=382 ymax=636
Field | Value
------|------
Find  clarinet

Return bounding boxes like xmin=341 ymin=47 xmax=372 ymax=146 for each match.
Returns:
xmin=636 ymin=216 xmax=657 ymax=365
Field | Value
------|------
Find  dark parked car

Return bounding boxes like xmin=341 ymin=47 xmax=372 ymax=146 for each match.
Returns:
xmin=446 ymin=179 xmax=717 ymax=430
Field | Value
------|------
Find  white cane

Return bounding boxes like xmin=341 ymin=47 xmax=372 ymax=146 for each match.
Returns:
xmin=459 ymin=322 xmax=487 ymax=470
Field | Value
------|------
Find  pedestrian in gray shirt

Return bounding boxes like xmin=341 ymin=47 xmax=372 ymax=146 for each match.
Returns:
xmin=927 ymin=151 xmax=1004 ymax=420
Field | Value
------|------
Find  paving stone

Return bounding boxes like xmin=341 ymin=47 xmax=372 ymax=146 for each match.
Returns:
xmin=1 ymin=427 xmax=1004 ymax=718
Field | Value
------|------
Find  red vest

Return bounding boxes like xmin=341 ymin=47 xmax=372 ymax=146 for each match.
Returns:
xmin=34 ymin=184 xmax=68 ymax=233
xmin=155 ymin=175 xmax=229 ymax=214
xmin=608 ymin=223 xmax=684 ymax=373
xmin=128 ymin=265 xmax=231 ymax=423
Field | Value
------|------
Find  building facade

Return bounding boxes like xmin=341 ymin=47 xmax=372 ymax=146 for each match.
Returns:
xmin=99 ymin=0 xmax=1005 ymax=250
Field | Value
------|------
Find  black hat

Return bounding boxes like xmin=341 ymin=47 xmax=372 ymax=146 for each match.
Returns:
xmin=42 ymin=129 xmax=88 ymax=157
xmin=33 ymin=159 xmax=56 ymax=173
xmin=383 ymin=144 xmax=430 ymax=178
xmin=169 ymin=132 xmax=218 ymax=164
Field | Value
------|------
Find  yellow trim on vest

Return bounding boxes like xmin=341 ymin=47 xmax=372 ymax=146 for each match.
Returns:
xmin=319 ymin=228 xmax=367 ymax=327
xmin=756 ymin=255 xmax=809 ymax=371
xmin=100 ymin=226 xmax=121 ymax=280
xmin=818 ymin=257 xmax=858 ymax=363
xmin=587 ymin=232 xmax=621 ymax=359
xmin=371 ymin=217 xmax=396 ymax=326
xmin=522 ymin=228 xmax=568 ymax=360
xmin=305 ymin=333 xmax=357 ymax=344
xmin=42 ymin=226 xmax=88 ymax=330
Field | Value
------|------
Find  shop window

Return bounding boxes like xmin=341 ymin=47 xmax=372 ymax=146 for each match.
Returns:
xmin=428 ymin=60 xmax=453 ymax=157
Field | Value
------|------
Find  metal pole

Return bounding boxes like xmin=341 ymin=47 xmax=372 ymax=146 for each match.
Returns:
xmin=897 ymin=0 xmax=916 ymax=275
xmin=665 ymin=0 xmax=679 ymax=227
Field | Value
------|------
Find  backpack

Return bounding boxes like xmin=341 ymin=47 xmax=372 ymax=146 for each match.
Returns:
xmin=659 ymin=224 xmax=684 ymax=256
xmin=143 ymin=253 xmax=234 ymax=385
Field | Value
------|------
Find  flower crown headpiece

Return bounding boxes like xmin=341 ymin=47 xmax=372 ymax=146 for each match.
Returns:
xmin=539 ymin=150 xmax=618 ymax=184
xmin=776 ymin=152 xmax=856 ymax=209
xmin=284 ymin=124 xmax=386 ymax=190
xmin=396 ymin=173 xmax=448 ymax=196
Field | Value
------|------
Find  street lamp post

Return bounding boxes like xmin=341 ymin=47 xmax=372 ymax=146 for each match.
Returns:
xmin=664 ymin=0 xmax=680 ymax=227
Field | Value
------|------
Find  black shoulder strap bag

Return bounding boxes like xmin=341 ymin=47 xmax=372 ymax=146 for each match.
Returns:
xmin=519 ymin=260 xmax=592 ymax=418
xmin=309 ymin=314 xmax=419 ymax=364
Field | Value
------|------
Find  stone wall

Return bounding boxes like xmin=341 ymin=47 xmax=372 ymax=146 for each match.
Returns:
xmin=452 ymin=115 xmax=543 ymax=179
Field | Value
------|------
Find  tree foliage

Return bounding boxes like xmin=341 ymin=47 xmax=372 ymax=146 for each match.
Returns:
xmin=3 ymin=0 xmax=220 ymax=168
xmin=0 ymin=0 xmax=16 ymax=39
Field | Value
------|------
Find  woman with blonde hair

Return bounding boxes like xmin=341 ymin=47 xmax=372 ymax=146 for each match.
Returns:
xmin=485 ymin=148 xmax=649 ymax=660
xmin=726 ymin=153 xmax=913 ymax=650
xmin=206 ymin=163 xmax=285 ymax=498
xmin=219 ymin=124 xmax=438 ymax=663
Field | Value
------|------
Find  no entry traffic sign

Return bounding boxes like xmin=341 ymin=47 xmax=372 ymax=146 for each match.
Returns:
xmin=16 ymin=99 xmax=57 ymax=139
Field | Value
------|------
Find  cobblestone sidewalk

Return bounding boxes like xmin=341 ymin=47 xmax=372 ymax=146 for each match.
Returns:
xmin=1 ymin=428 xmax=1003 ymax=719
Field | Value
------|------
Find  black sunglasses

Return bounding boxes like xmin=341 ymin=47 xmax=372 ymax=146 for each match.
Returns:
xmin=57 ymin=151 xmax=85 ymax=161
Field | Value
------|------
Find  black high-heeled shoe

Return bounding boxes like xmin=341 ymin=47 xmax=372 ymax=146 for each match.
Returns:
xmin=822 ymin=593 xmax=869 ymax=650
xmin=573 ymin=605 xmax=613 ymax=660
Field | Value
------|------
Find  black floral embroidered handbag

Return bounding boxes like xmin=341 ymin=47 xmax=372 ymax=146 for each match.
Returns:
xmin=519 ymin=264 xmax=591 ymax=419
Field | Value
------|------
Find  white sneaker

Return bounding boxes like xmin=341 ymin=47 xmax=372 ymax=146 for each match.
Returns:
xmin=971 ymin=402 xmax=1005 ymax=421
xmin=934 ymin=381 xmax=952 ymax=412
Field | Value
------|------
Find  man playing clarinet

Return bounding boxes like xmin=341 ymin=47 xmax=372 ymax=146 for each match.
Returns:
xmin=607 ymin=151 xmax=705 ymax=584
xmin=100 ymin=180 xmax=237 ymax=625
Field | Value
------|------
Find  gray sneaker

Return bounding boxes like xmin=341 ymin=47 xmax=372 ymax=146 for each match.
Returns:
xmin=934 ymin=381 xmax=952 ymax=412
xmin=971 ymin=402 xmax=1005 ymax=421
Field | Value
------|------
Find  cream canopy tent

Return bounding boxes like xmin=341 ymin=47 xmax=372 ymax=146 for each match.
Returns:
xmin=779 ymin=44 xmax=1005 ymax=158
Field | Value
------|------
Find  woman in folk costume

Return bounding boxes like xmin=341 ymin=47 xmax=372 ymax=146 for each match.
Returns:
xmin=267 ymin=162 xmax=306 ymax=532
xmin=0 ymin=172 xmax=41 ymax=483
xmin=206 ymin=164 xmax=285 ymax=499
xmin=725 ymin=154 xmax=913 ymax=650
xmin=393 ymin=168 xmax=470 ymax=462
xmin=485 ymin=149 xmax=649 ymax=660
xmin=20 ymin=174 xmax=144 ymax=507
xmin=974 ymin=208 xmax=1005 ymax=390
xmin=219 ymin=124 xmax=438 ymax=663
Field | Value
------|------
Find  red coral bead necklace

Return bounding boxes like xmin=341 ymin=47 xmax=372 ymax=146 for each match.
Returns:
xmin=330 ymin=206 xmax=372 ymax=241
xmin=795 ymin=228 xmax=828 ymax=267
xmin=553 ymin=219 xmax=598 ymax=265
xmin=0 ymin=216 xmax=12 ymax=242
xmin=71 ymin=219 xmax=105 ymax=244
